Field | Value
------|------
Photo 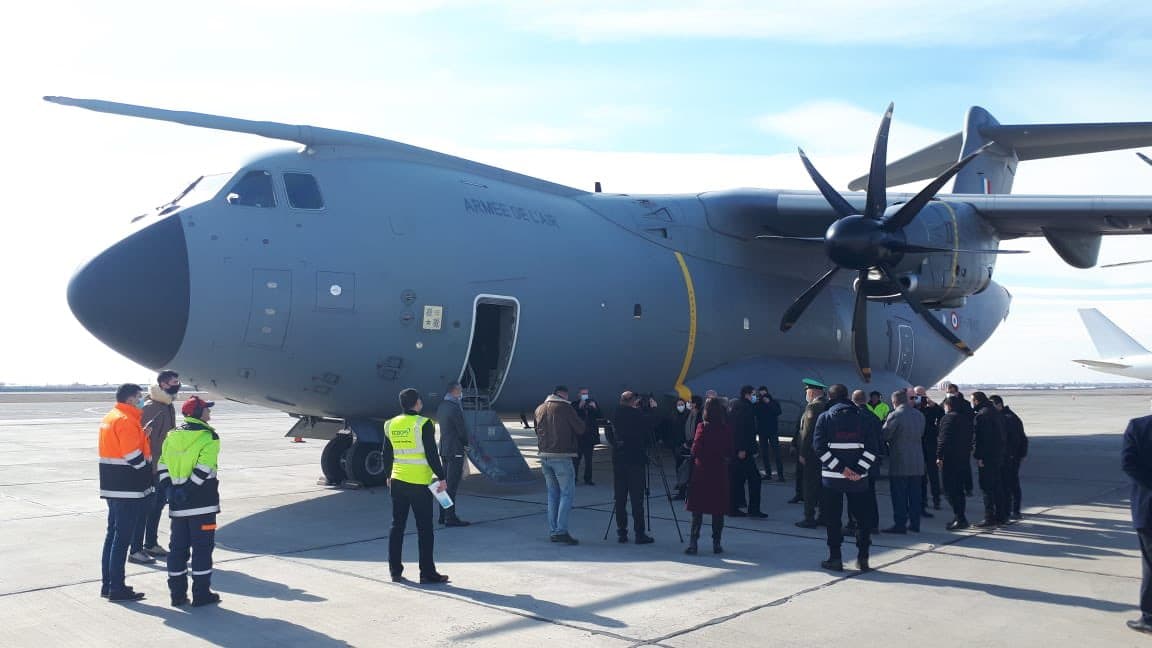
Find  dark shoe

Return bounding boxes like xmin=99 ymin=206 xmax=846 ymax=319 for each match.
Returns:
xmin=795 ymin=519 xmax=819 ymax=529
xmin=143 ymin=544 xmax=169 ymax=558
xmin=712 ymin=541 xmax=724 ymax=554
xmin=787 ymin=496 xmax=803 ymax=504
xmin=672 ymin=492 xmax=686 ymax=501
xmin=747 ymin=511 xmax=768 ymax=519
xmin=973 ymin=519 xmax=998 ymax=528
xmin=882 ymin=525 xmax=907 ymax=534
xmin=685 ymin=543 xmax=698 ymax=555
xmin=857 ymin=557 xmax=871 ymax=572
xmin=584 ymin=481 xmax=596 ymax=486
xmin=920 ymin=510 xmax=935 ymax=518
xmin=171 ymin=596 xmax=190 ymax=607
xmin=909 ymin=526 xmax=921 ymax=533
xmin=635 ymin=534 xmax=655 ymax=545
xmin=777 ymin=476 xmax=787 ymax=483
xmin=729 ymin=509 xmax=747 ymax=517
xmin=1128 ymin=619 xmax=1152 ymax=635
xmin=946 ymin=518 xmax=971 ymax=531
xmin=445 ymin=518 xmax=471 ymax=527
xmin=191 ymin=592 xmax=221 ymax=607
xmin=107 ymin=589 xmax=146 ymax=603
xmin=844 ymin=521 xmax=859 ymax=532
xmin=419 ymin=573 xmax=450 ymax=585
xmin=128 ymin=551 xmax=156 ymax=565
xmin=617 ymin=532 xmax=629 ymax=544
xmin=821 ymin=559 xmax=844 ymax=571
xmin=1010 ymin=511 xmax=1022 ymax=520
xmin=551 ymin=533 xmax=579 ymax=545
xmin=390 ymin=574 xmax=410 ymax=583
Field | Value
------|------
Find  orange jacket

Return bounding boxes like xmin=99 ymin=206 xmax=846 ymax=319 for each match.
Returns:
xmin=98 ymin=403 xmax=154 ymax=498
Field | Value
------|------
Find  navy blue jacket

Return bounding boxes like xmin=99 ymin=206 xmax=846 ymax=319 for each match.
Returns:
xmin=1123 ymin=414 xmax=1152 ymax=530
xmin=814 ymin=399 xmax=880 ymax=493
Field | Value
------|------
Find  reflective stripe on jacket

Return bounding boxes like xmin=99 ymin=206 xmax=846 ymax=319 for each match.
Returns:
xmin=386 ymin=414 xmax=434 ymax=484
xmin=158 ymin=418 xmax=220 ymax=517
xmin=98 ymin=403 xmax=154 ymax=499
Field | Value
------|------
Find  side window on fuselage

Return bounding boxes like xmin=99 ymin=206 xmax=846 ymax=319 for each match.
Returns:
xmin=284 ymin=172 xmax=324 ymax=210
xmin=226 ymin=170 xmax=276 ymax=208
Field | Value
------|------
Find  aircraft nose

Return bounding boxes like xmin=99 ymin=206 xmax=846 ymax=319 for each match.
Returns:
xmin=67 ymin=216 xmax=190 ymax=369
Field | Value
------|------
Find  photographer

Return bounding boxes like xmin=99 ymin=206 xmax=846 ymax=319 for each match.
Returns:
xmin=608 ymin=391 xmax=659 ymax=544
xmin=572 ymin=388 xmax=602 ymax=486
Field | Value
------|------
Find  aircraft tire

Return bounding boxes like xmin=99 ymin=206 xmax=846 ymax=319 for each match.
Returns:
xmin=346 ymin=441 xmax=388 ymax=487
xmin=320 ymin=434 xmax=353 ymax=484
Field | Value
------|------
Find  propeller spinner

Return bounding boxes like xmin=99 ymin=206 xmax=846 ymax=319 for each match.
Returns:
xmin=774 ymin=104 xmax=986 ymax=382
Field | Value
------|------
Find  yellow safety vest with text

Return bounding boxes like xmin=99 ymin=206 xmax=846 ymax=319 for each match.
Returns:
xmin=385 ymin=414 xmax=433 ymax=484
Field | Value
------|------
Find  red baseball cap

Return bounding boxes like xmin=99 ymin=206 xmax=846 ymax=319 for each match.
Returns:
xmin=181 ymin=396 xmax=215 ymax=417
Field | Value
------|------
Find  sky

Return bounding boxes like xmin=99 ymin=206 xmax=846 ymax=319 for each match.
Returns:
xmin=2 ymin=0 xmax=1152 ymax=385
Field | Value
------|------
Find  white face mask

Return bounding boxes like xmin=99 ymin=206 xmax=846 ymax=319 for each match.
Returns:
xmin=580 ymin=394 xmax=589 ymax=401
xmin=676 ymin=404 xmax=686 ymax=413
xmin=135 ymin=395 xmax=147 ymax=409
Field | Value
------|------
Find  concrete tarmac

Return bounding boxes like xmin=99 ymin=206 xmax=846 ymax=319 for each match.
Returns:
xmin=1 ymin=388 xmax=1150 ymax=647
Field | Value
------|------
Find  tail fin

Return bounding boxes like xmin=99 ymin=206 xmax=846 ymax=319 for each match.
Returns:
xmin=1078 ymin=308 xmax=1149 ymax=358
xmin=849 ymin=108 xmax=1152 ymax=194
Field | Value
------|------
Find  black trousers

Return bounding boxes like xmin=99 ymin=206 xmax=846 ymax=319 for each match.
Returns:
xmin=1139 ymin=529 xmax=1152 ymax=621
xmin=964 ymin=459 xmax=974 ymax=493
xmin=941 ymin=460 xmax=968 ymax=520
xmin=979 ymin=463 xmax=1007 ymax=522
xmin=821 ymin=488 xmax=873 ymax=559
xmin=167 ymin=513 xmax=216 ymax=600
xmin=690 ymin=512 xmax=724 ymax=542
xmin=730 ymin=455 xmax=762 ymax=514
xmin=440 ymin=456 xmax=465 ymax=522
xmin=921 ymin=444 xmax=941 ymax=506
xmin=389 ymin=479 xmax=437 ymax=578
xmin=573 ymin=444 xmax=595 ymax=484
xmin=848 ymin=472 xmax=879 ymax=530
xmin=759 ymin=432 xmax=785 ymax=477
xmin=1001 ymin=458 xmax=1022 ymax=515
xmin=613 ymin=463 xmax=646 ymax=535
xmin=801 ymin=459 xmax=822 ymax=521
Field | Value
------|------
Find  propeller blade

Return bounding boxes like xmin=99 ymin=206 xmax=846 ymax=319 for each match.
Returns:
xmin=756 ymin=235 xmax=825 ymax=243
xmin=798 ymin=148 xmax=857 ymax=218
xmin=780 ymin=266 xmax=840 ymax=332
xmin=881 ymin=143 xmax=994 ymax=232
xmin=879 ymin=266 xmax=974 ymax=357
xmin=1101 ymin=259 xmax=1152 ymax=268
xmin=864 ymin=103 xmax=894 ymax=221
xmin=852 ymin=269 xmax=871 ymax=382
xmin=1139 ymin=152 xmax=1152 ymax=167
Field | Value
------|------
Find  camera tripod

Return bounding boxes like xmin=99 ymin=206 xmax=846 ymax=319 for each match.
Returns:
xmin=602 ymin=426 xmax=684 ymax=543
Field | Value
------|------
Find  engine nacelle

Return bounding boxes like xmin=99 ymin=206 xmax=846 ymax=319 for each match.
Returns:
xmin=884 ymin=201 xmax=1000 ymax=306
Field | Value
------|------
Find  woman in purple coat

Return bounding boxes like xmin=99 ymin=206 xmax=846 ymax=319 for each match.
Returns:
xmin=686 ymin=398 xmax=735 ymax=555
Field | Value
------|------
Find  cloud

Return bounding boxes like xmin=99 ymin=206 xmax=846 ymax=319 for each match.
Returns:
xmin=756 ymin=100 xmax=949 ymax=157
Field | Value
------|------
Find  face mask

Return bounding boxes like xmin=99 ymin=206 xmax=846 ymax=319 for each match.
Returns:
xmin=136 ymin=395 xmax=147 ymax=409
xmin=750 ymin=395 xmax=758 ymax=403
xmin=164 ymin=384 xmax=181 ymax=396
xmin=676 ymin=404 xmax=685 ymax=413
xmin=580 ymin=394 xmax=589 ymax=401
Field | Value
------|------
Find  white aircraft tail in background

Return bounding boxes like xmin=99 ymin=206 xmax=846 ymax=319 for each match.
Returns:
xmin=1074 ymin=308 xmax=1152 ymax=380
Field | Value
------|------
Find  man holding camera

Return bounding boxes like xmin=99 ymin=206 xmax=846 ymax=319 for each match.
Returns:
xmin=572 ymin=388 xmax=602 ymax=486
xmin=609 ymin=391 xmax=658 ymax=544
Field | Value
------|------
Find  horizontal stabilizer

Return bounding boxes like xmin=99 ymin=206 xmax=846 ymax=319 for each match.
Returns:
xmin=849 ymin=114 xmax=1152 ymax=191
xmin=1078 ymin=308 xmax=1149 ymax=358
xmin=1073 ymin=358 xmax=1133 ymax=370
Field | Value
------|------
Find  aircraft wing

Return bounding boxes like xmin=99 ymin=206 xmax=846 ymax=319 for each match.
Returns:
xmin=1073 ymin=359 xmax=1133 ymax=370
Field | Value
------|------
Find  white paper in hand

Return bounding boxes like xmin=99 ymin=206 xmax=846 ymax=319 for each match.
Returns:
xmin=429 ymin=482 xmax=453 ymax=509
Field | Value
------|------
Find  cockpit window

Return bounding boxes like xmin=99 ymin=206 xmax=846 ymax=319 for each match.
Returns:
xmin=226 ymin=170 xmax=276 ymax=208
xmin=284 ymin=172 xmax=324 ymax=210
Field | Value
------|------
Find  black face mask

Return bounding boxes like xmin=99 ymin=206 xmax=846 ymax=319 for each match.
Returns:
xmin=164 ymin=384 xmax=181 ymax=396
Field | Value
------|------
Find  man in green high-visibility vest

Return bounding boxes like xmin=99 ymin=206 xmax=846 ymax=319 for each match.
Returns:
xmin=384 ymin=388 xmax=450 ymax=585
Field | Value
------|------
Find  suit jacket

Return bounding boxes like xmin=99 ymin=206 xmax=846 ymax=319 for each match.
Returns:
xmin=1123 ymin=414 xmax=1152 ymax=529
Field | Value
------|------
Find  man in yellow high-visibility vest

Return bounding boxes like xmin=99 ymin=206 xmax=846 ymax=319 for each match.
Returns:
xmin=384 ymin=388 xmax=450 ymax=585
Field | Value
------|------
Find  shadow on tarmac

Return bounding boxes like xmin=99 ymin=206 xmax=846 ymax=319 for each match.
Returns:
xmin=125 ymin=601 xmax=351 ymax=647
xmin=212 ymin=569 xmax=326 ymax=602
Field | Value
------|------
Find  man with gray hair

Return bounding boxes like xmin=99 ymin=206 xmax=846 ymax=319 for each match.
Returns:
xmin=882 ymin=390 xmax=926 ymax=533
xmin=436 ymin=382 xmax=470 ymax=527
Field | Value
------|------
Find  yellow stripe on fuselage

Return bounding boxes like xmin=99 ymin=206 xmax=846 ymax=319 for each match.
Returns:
xmin=673 ymin=251 xmax=697 ymax=400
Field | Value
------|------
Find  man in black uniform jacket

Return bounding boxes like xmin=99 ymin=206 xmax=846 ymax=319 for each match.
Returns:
xmin=609 ymin=391 xmax=658 ymax=544
xmin=915 ymin=386 xmax=944 ymax=513
xmin=991 ymin=394 xmax=1028 ymax=519
xmin=729 ymin=385 xmax=766 ymax=518
xmin=971 ymin=391 xmax=1008 ymax=527
xmin=936 ymin=396 xmax=974 ymax=531
xmin=1123 ymin=413 xmax=1152 ymax=635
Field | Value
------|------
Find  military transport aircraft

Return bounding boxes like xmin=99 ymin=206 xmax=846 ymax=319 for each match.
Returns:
xmin=47 ymin=96 xmax=1152 ymax=486
xmin=1074 ymin=308 xmax=1152 ymax=381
